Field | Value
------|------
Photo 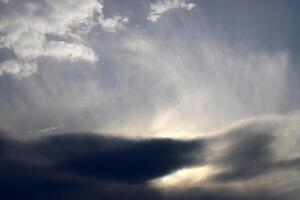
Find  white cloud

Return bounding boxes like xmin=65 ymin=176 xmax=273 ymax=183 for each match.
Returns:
xmin=36 ymin=126 xmax=60 ymax=133
xmin=43 ymin=41 xmax=97 ymax=62
xmin=0 ymin=0 xmax=128 ymax=78
xmin=148 ymin=0 xmax=195 ymax=22
xmin=99 ymin=16 xmax=129 ymax=33
xmin=0 ymin=60 xmax=37 ymax=78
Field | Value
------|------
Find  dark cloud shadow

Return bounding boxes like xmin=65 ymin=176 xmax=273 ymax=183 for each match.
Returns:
xmin=212 ymin=132 xmax=276 ymax=182
xmin=0 ymin=119 xmax=300 ymax=200
xmin=208 ymin=126 xmax=300 ymax=183
xmin=0 ymin=131 xmax=203 ymax=199
xmin=36 ymin=133 xmax=204 ymax=183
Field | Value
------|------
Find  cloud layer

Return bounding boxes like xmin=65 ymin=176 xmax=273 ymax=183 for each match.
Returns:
xmin=0 ymin=0 xmax=299 ymax=136
xmin=1 ymin=114 xmax=300 ymax=199
xmin=1 ymin=1 xmax=300 ymax=199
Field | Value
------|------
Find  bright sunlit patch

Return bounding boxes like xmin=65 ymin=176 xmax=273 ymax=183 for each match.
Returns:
xmin=152 ymin=131 xmax=200 ymax=140
xmin=151 ymin=165 xmax=216 ymax=190
xmin=149 ymin=108 xmax=205 ymax=139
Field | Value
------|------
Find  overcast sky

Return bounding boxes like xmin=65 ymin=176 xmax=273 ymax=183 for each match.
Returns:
xmin=0 ymin=0 xmax=300 ymax=199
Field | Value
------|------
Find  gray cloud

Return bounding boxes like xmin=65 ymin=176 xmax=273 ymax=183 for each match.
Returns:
xmin=203 ymin=114 xmax=300 ymax=187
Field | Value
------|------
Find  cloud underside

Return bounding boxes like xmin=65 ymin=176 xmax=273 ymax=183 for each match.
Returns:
xmin=1 ymin=115 xmax=300 ymax=199
xmin=0 ymin=0 xmax=128 ymax=78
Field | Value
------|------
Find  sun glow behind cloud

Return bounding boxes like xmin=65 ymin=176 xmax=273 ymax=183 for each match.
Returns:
xmin=151 ymin=165 xmax=217 ymax=189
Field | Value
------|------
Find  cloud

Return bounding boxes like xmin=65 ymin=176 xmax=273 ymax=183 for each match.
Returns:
xmin=99 ymin=16 xmax=129 ymax=33
xmin=0 ymin=131 xmax=204 ymax=199
xmin=147 ymin=0 xmax=195 ymax=22
xmin=36 ymin=126 xmax=60 ymax=133
xmin=37 ymin=134 xmax=204 ymax=183
xmin=0 ymin=0 xmax=128 ymax=78
xmin=0 ymin=132 xmax=204 ymax=182
xmin=0 ymin=159 xmax=161 ymax=200
xmin=0 ymin=1 xmax=300 ymax=199
xmin=203 ymin=114 xmax=300 ymax=184
xmin=212 ymin=132 xmax=276 ymax=182
xmin=1 ymin=114 xmax=300 ymax=199
xmin=0 ymin=0 xmax=298 ymax=137
xmin=0 ymin=60 xmax=37 ymax=78
xmin=42 ymin=41 xmax=97 ymax=62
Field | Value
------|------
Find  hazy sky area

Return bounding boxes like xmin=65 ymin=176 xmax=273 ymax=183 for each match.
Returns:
xmin=0 ymin=0 xmax=300 ymax=199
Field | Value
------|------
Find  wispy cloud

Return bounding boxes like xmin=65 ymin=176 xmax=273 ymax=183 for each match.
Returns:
xmin=147 ymin=0 xmax=195 ymax=22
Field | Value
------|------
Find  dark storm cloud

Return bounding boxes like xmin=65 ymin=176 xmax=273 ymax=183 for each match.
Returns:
xmin=35 ymin=133 xmax=204 ymax=183
xmin=56 ymin=140 xmax=202 ymax=183
xmin=0 ymin=158 xmax=163 ymax=200
xmin=1 ymin=116 xmax=300 ymax=200
xmin=166 ymin=187 xmax=287 ymax=200
xmin=0 ymin=132 xmax=83 ymax=199
xmin=0 ymin=131 xmax=203 ymax=199
xmin=0 ymin=159 xmax=83 ymax=200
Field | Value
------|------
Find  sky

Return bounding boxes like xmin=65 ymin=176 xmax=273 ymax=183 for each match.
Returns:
xmin=0 ymin=0 xmax=300 ymax=199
